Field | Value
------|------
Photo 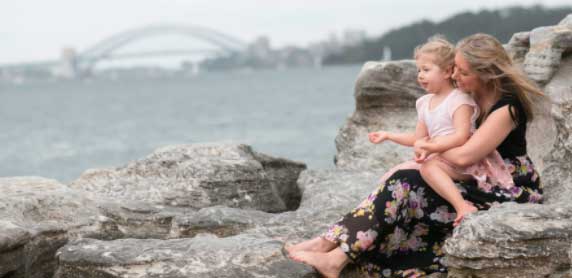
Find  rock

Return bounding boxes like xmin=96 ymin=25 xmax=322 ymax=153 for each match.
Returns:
xmin=334 ymin=61 xmax=423 ymax=171
xmin=69 ymin=143 xmax=306 ymax=213
xmin=540 ymin=54 xmax=572 ymax=205
xmin=55 ymin=169 xmax=380 ymax=278
xmin=54 ymin=234 xmax=315 ymax=278
xmin=0 ymin=177 xmax=99 ymax=278
xmin=444 ymin=203 xmax=572 ymax=278
xmin=523 ymin=17 xmax=572 ymax=85
xmin=506 ymin=31 xmax=530 ymax=64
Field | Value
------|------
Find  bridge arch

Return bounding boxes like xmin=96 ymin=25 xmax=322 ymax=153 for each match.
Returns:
xmin=77 ymin=24 xmax=247 ymax=72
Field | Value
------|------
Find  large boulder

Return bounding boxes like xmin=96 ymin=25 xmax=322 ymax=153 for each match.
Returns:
xmin=69 ymin=143 xmax=306 ymax=213
xmin=55 ymin=169 xmax=381 ymax=278
xmin=444 ymin=203 xmax=572 ymax=278
xmin=0 ymin=177 xmax=99 ymax=278
xmin=334 ymin=60 xmax=423 ymax=171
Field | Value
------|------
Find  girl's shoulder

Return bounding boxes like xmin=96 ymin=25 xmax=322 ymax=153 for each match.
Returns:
xmin=448 ymin=89 xmax=479 ymax=118
xmin=415 ymin=93 xmax=433 ymax=111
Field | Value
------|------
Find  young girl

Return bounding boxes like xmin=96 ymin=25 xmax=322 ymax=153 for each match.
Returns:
xmin=369 ymin=36 xmax=514 ymax=226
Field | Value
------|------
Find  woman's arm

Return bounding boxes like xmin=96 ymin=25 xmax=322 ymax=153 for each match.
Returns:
xmin=416 ymin=105 xmax=473 ymax=153
xmin=440 ymin=106 xmax=515 ymax=167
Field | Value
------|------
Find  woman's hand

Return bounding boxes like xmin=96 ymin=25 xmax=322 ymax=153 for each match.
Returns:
xmin=368 ymin=131 xmax=389 ymax=144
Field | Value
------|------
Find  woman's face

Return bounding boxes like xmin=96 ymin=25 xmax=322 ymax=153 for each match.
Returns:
xmin=452 ymin=52 xmax=483 ymax=94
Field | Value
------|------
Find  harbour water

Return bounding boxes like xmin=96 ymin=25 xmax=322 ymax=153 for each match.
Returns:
xmin=0 ymin=65 xmax=362 ymax=182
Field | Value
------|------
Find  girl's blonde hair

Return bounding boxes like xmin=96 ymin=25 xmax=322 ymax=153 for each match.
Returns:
xmin=413 ymin=35 xmax=456 ymax=71
xmin=456 ymin=33 xmax=544 ymax=123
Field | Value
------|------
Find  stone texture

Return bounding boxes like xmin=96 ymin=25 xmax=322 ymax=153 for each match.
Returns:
xmin=0 ymin=177 xmax=99 ymax=278
xmin=69 ymin=143 xmax=306 ymax=213
xmin=523 ymin=17 xmax=572 ymax=85
xmin=540 ymin=54 xmax=572 ymax=205
xmin=55 ymin=169 xmax=381 ymax=278
xmin=334 ymin=60 xmax=423 ymax=171
xmin=444 ymin=203 xmax=572 ymax=278
xmin=54 ymin=235 xmax=315 ymax=278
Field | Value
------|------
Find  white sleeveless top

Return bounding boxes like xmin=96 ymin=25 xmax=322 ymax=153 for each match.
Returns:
xmin=416 ymin=89 xmax=479 ymax=138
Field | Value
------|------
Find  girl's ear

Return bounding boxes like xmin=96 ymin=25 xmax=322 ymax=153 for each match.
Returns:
xmin=444 ymin=65 xmax=454 ymax=79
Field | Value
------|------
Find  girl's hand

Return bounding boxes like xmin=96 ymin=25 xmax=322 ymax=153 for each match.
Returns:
xmin=414 ymin=149 xmax=429 ymax=163
xmin=368 ymin=131 xmax=389 ymax=144
xmin=414 ymin=137 xmax=431 ymax=162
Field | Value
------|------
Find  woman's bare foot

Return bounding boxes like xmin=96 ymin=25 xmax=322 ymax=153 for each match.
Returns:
xmin=453 ymin=202 xmax=478 ymax=227
xmin=289 ymin=248 xmax=348 ymax=278
xmin=285 ymin=237 xmax=336 ymax=255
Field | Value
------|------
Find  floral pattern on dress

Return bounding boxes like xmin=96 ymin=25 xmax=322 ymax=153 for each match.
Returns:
xmin=322 ymin=155 xmax=542 ymax=277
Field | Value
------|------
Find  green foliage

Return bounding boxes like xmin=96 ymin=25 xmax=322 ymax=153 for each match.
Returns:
xmin=324 ymin=5 xmax=572 ymax=65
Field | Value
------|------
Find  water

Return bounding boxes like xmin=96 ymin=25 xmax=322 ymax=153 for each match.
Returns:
xmin=0 ymin=65 xmax=361 ymax=182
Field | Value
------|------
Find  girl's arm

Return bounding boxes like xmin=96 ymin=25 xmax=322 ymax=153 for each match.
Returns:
xmin=369 ymin=121 xmax=428 ymax=147
xmin=416 ymin=105 xmax=474 ymax=153
xmin=440 ymin=106 xmax=515 ymax=167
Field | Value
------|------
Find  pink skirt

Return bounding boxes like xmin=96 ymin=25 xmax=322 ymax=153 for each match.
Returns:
xmin=379 ymin=151 xmax=514 ymax=192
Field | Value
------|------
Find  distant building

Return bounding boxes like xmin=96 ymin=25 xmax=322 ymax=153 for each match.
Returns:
xmin=54 ymin=48 xmax=78 ymax=79
xmin=342 ymin=29 xmax=367 ymax=47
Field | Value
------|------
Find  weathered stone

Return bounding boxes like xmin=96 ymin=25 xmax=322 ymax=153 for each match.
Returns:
xmin=523 ymin=18 xmax=572 ymax=84
xmin=444 ymin=203 xmax=572 ymax=278
xmin=335 ymin=60 xmax=423 ymax=171
xmin=69 ymin=143 xmax=306 ymax=213
xmin=540 ymin=54 xmax=572 ymax=205
xmin=0 ymin=177 xmax=99 ymax=278
xmin=506 ymin=31 xmax=531 ymax=64
xmin=55 ymin=169 xmax=380 ymax=278
xmin=54 ymin=235 xmax=315 ymax=278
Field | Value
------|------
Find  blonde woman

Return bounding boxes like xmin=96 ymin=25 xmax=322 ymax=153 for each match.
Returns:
xmin=286 ymin=33 xmax=544 ymax=278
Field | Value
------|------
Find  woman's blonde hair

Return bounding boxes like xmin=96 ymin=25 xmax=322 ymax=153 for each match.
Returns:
xmin=413 ymin=35 xmax=456 ymax=71
xmin=456 ymin=33 xmax=544 ymax=123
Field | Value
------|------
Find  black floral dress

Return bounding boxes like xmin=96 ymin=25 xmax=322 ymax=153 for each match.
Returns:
xmin=322 ymin=96 xmax=543 ymax=277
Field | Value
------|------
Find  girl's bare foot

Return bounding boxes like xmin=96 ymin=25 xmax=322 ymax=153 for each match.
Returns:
xmin=453 ymin=202 xmax=478 ymax=227
xmin=289 ymin=248 xmax=348 ymax=278
xmin=285 ymin=237 xmax=336 ymax=255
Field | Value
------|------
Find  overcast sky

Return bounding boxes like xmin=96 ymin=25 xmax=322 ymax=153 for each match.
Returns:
xmin=1 ymin=0 xmax=570 ymax=64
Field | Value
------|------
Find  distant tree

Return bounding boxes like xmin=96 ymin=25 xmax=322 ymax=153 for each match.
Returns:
xmin=324 ymin=5 xmax=572 ymax=65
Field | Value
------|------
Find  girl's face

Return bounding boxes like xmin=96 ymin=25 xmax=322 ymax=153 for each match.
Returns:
xmin=452 ymin=52 xmax=483 ymax=94
xmin=415 ymin=54 xmax=452 ymax=94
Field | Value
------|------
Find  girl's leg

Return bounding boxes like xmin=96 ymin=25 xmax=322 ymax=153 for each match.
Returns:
xmin=290 ymin=247 xmax=349 ymax=278
xmin=420 ymin=159 xmax=477 ymax=226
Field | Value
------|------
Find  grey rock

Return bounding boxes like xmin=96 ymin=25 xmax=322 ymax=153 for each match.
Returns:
xmin=0 ymin=177 xmax=99 ymax=278
xmin=444 ymin=203 xmax=572 ymax=278
xmin=69 ymin=143 xmax=306 ymax=213
xmin=506 ymin=31 xmax=530 ymax=64
xmin=54 ymin=169 xmax=380 ymax=278
xmin=540 ymin=55 xmax=572 ymax=205
xmin=335 ymin=60 xmax=423 ymax=171
xmin=523 ymin=17 xmax=572 ymax=84
xmin=54 ymin=234 xmax=315 ymax=278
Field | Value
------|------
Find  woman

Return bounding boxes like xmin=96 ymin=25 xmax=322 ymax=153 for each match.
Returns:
xmin=285 ymin=33 xmax=544 ymax=278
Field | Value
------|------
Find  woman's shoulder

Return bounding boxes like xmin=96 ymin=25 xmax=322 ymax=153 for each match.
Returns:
xmin=491 ymin=93 xmax=526 ymax=124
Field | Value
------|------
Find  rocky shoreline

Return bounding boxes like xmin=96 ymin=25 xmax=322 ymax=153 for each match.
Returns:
xmin=1 ymin=14 xmax=571 ymax=278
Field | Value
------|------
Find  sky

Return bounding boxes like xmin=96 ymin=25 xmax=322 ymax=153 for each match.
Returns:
xmin=1 ymin=0 xmax=571 ymax=64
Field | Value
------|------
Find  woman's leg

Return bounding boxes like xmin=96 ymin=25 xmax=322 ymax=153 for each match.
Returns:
xmin=419 ymin=159 xmax=477 ymax=226
xmin=289 ymin=247 xmax=349 ymax=278
xmin=285 ymin=236 xmax=337 ymax=254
